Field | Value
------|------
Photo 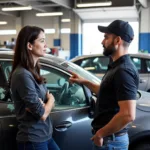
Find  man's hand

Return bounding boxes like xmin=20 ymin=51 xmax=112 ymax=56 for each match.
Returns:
xmin=91 ymin=132 xmax=103 ymax=147
xmin=69 ymin=71 xmax=85 ymax=84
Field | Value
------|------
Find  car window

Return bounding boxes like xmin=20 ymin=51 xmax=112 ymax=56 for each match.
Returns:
xmin=77 ymin=56 xmax=109 ymax=74
xmin=145 ymin=60 xmax=150 ymax=72
xmin=95 ymin=57 xmax=109 ymax=72
xmin=130 ymin=57 xmax=142 ymax=73
xmin=0 ymin=61 xmax=88 ymax=109
xmin=0 ymin=61 xmax=12 ymax=102
xmin=41 ymin=65 xmax=88 ymax=111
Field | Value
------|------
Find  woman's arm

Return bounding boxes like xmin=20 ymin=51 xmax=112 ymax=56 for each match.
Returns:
xmin=41 ymin=92 xmax=55 ymax=121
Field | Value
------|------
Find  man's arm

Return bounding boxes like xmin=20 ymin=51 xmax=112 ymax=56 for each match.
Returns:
xmin=82 ymin=80 xmax=100 ymax=95
xmin=91 ymin=68 xmax=138 ymax=146
xmin=97 ymin=68 xmax=138 ymax=135
xmin=96 ymin=100 xmax=136 ymax=137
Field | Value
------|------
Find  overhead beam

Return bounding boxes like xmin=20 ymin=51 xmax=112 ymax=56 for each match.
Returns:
xmin=0 ymin=0 xmax=38 ymax=3
xmin=0 ymin=6 xmax=17 ymax=17
xmin=14 ymin=1 xmax=50 ymax=12
xmin=34 ymin=4 xmax=60 ymax=8
xmin=50 ymin=0 xmax=73 ymax=9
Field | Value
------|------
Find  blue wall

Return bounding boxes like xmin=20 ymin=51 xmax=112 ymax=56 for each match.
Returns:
xmin=54 ymin=39 xmax=61 ymax=46
xmin=139 ymin=33 xmax=150 ymax=53
xmin=70 ymin=34 xmax=82 ymax=59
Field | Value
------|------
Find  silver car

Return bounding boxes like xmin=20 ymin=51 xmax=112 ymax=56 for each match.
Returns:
xmin=71 ymin=53 xmax=150 ymax=92
xmin=0 ymin=51 xmax=150 ymax=150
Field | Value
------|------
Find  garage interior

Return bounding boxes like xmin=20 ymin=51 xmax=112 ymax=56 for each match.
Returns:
xmin=0 ymin=0 xmax=148 ymax=58
xmin=0 ymin=1 xmax=149 ymax=150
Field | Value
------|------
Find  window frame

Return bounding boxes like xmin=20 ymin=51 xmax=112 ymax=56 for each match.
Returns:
xmin=39 ymin=63 xmax=90 ymax=110
xmin=0 ymin=59 xmax=12 ymax=103
xmin=144 ymin=58 xmax=150 ymax=73
xmin=130 ymin=57 xmax=146 ymax=73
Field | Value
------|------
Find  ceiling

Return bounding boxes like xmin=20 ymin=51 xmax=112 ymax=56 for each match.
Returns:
xmin=0 ymin=0 xmax=146 ymax=21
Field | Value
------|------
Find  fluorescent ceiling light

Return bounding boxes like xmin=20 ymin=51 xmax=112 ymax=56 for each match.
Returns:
xmin=44 ymin=29 xmax=55 ymax=34
xmin=77 ymin=1 xmax=112 ymax=7
xmin=0 ymin=30 xmax=16 ymax=35
xmin=0 ymin=21 xmax=7 ymax=25
xmin=2 ymin=6 xmax=32 ymax=11
xmin=61 ymin=28 xmax=71 ymax=34
xmin=61 ymin=19 xmax=70 ymax=22
xmin=36 ymin=12 xmax=63 ymax=17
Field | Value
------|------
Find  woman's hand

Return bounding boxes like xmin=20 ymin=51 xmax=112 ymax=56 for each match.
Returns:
xmin=41 ymin=91 xmax=55 ymax=121
xmin=46 ymin=91 xmax=55 ymax=108
xmin=39 ymin=98 xmax=45 ymax=107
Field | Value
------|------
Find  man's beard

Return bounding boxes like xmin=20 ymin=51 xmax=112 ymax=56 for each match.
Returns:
xmin=103 ymin=42 xmax=116 ymax=56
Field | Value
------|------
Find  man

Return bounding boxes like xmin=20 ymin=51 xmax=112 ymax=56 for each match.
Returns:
xmin=69 ymin=20 xmax=139 ymax=150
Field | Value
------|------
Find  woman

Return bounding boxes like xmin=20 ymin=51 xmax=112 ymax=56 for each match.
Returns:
xmin=10 ymin=26 xmax=60 ymax=150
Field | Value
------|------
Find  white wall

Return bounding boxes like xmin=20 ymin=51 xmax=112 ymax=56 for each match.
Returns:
xmin=140 ymin=7 xmax=150 ymax=33
xmin=83 ymin=21 xmax=139 ymax=55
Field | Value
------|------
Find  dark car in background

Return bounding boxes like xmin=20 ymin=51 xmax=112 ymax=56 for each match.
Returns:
xmin=71 ymin=53 xmax=150 ymax=92
xmin=0 ymin=51 xmax=150 ymax=150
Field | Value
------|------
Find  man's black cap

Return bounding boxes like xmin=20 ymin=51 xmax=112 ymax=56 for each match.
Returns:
xmin=98 ymin=20 xmax=134 ymax=43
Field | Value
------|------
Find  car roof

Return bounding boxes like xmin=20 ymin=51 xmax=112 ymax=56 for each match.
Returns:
xmin=0 ymin=50 xmax=66 ymax=64
xmin=71 ymin=53 xmax=150 ymax=61
xmin=0 ymin=51 xmax=69 ymax=73
xmin=0 ymin=48 xmax=12 ymax=51
xmin=0 ymin=51 xmax=100 ymax=84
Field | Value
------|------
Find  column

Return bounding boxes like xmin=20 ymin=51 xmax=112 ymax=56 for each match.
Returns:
xmin=16 ymin=17 xmax=22 ymax=34
xmin=53 ymin=17 xmax=61 ymax=47
xmin=139 ymin=2 xmax=150 ymax=53
xmin=70 ymin=12 xmax=83 ymax=59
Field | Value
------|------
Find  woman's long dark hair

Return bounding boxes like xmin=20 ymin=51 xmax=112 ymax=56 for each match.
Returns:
xmin=10 ymin=26 xmax=45 ymax=84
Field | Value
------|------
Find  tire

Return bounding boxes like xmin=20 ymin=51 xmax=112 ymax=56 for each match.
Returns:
xmin=131 ymin=142 xmax=150 ymax=150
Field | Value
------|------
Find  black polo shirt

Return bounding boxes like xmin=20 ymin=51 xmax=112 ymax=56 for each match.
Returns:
xmin=91 ymin=54 xmax=139 ymax=132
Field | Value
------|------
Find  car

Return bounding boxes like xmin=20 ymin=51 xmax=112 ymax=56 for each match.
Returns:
xmin=0 ymin=51 xmax=98 ymax=150
xmin=0 ymin=51 xmax=149 ymax=150
xmin=0 ymin=47 xmax=12 ymax=51
xmin=71 ymin=53 xmax=150 ymax=92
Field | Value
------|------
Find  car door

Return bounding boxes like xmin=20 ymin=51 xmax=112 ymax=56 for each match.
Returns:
xmin=0 ymin=60 xmax=93 ymax=150
xmin=130 ymin=57 xmax=148 ymax=91
xmin=41 ymin=64 xmax=93 ymax=150
xmin=0 ymin=60 xmax=17 ymax=150
xmin=144 ymin=59 xmax=150 ymax=92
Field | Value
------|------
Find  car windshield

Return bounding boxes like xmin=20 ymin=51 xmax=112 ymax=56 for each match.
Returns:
xmin=61 ymin=61 xmax=100 ymax=84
